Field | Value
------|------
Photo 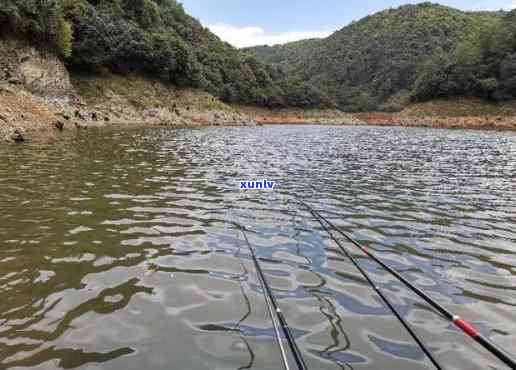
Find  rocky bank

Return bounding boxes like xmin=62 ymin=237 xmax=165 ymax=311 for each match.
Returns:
xmin=355 ymin=99 xmax=516 ymax=130
xmin=238 ymin=107 xmax=360 ymax=125
xmin=0 ymin=38 xmax=257 ymax=143
xmin=2 ymin=38 xmax=516 ymax=144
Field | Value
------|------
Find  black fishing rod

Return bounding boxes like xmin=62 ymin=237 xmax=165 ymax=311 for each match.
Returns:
xmin=298 ymin=199 xmax=516 ymax=370
xmin=300 ymin=203 xmax=443 ymax=370
xmin=239 ymin=225 xmax=308 ymax=370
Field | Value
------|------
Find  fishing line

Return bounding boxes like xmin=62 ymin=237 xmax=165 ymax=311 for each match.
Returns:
xmin=238 ymin=224 xmax=308 ymax=370
xmin=226 ymin=206 xmax=280 ymax=369
xmin=297 ymin=199 xmax=516 ymax=370
xmin=284 ymin=192 xmax=353 ymax=370
xmin=301 ymin=203 xmax=443 ymax=369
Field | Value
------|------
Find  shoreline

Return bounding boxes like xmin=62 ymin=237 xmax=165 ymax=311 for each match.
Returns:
xmin=2 ymin=35 xmax=516 ymax=145
xmin=353 ymin=112 xmax=516 ymax=131
xmin=236 ymin=101 xmax=516 ymax=131
xmin=3 ymin=81 xmax=516 ymax=144
xmin=0 ymin=79 xmax=256 ymax=143
xmin=4 ymin=104 xmax=516 ymax=144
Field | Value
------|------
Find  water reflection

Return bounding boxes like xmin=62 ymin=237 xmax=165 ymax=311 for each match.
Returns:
xmin=0 ymin=125 xmax=515 ymax=369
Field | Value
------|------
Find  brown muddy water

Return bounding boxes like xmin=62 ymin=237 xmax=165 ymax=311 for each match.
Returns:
xmin=0 ymin=125 xmax=515 ymax=370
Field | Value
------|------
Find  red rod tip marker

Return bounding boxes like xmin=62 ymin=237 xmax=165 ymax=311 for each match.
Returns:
xmin=453 ymin=317 xmax=480 ymax=338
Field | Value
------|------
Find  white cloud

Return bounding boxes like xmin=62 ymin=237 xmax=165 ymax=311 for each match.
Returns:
xmin=496 ymin=0 xmax=516 ymax=10
xmin=207 ymin=23 xmax=332 ymax=48
xmin=469 ymin=0 xmax=516 ymax=10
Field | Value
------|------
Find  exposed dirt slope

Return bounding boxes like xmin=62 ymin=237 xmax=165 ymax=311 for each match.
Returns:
xmin=0 ymin=38 xmax=257 ymax=143
xmin=355 ymin=98 xmax=516 ymax=130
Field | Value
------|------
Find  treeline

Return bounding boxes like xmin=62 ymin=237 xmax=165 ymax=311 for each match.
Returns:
xmin=412 ymin=10 xmax=516 ymax=103
xmin=247 ymin=3 xmax=516 ymax=112
xmin=3 ymin=2 xmax=515 ymax=111
xmin=0 ymin=0 xmax=331 ymax=108
xmin=0 ymin=0 xmax=73 ymax=57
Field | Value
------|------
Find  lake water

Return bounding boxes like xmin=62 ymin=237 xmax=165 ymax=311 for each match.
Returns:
xmin=0 ymin=125 xmax=515 ymax=370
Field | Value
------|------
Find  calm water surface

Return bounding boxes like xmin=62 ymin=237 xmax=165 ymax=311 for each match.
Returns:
xmin=0 ymin=125 xmax=515 ymax=370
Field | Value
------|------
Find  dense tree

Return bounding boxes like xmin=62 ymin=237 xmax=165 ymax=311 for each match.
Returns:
xmin=247 ymin=3 xmax=509 ymax=111
xmin=3 ymin=1 xmax=516 ymax=110
xmin=411 ymin=9 xmax=516 ymax=102
xmin=1 ymin=0 xmax=330 ymax=107
xmin=1 ymin=0 xmax=73 ymax=57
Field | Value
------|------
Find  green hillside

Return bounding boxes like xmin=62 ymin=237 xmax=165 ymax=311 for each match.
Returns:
xmin=411 ymin=8 xmax=516 ymax=104
xmin=2 ymin=1 xmax=515 ymax=112
xmin=247 ymin=3 xmax=514 ymax=111
xmin=242 ymin=38 xmax=321 ymax=70
xmin=0 ymin=0 xmax=331 ymax=108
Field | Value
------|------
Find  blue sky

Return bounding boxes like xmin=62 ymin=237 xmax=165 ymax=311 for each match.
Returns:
xmin=181 ymin=0 xmax=516 ymax=47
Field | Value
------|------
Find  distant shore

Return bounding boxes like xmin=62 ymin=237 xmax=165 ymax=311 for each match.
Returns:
xmin=3 ymin=78 xmax=516 ymax=144
xmin=353 ymin=113 xmax=516 ymax=131
xmin=3 ymin=93 xmax=516 ymax=144
xmin=241 ymin=101 xmax=516 ymax=131
xmin=352 ymin=98 xmax=516 ymax=131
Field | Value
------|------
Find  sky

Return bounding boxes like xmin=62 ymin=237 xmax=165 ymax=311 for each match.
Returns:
xmin=180 ymin=0 xmax=516 ymax=48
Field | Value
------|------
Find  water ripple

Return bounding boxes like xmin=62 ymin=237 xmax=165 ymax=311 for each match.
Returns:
xmin=0 ymin=126 xmax=515 ymax=369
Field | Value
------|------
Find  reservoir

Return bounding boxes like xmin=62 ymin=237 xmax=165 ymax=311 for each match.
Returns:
xmin=1 ymin=125 xmax=515 ymax=369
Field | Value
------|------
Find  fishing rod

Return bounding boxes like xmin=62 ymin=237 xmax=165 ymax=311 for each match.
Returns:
xmin=299 ymin=202 xmax=443 ymax=369
xmin=297 ymin=199 xmax=516 ymax=370
xmin=239 ymin=225 xmax=308 ymax=370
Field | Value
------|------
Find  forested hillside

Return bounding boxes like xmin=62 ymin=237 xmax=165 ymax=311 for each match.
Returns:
xmin=244 ymin=39 xmax=320 ymax=70
xmin=247 ymin=3 xmax=516 ymax=111
xmin=411 ymin=9 xmax=516 ymax=103
xmin=2 ymin=2 xmax=516 ymax=112
xmin=0 ymin=0 xmax=331 ymax=108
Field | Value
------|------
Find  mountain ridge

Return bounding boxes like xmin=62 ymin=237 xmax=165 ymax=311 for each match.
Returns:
xmin=0 ymin=0 xmax=331 ymax=108
xmin=1 ymin=1 xmax=516 ymax=119
xmin=245 ymin=2 xmax=515 ymax=111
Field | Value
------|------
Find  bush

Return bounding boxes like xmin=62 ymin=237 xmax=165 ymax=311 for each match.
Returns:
xmin=58 ymin=20 xmax=73 ymax=57
xmin=479 ymin=78 xmax=498 ymax=99
xmin=0 ymin=0 xmax=72 ymax=57
xmin=379 ymin=90 xmax=410 ymax=112
xmin=411 ymin=53 xmax=453 ymax=101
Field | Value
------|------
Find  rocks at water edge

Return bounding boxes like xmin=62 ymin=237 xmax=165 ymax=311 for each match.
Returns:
xmin=11 ymin=129 xmax=24 ymax=143
xmin=354 ymin=112 xmax=516 ymax=130
xmin=54 ymin=121 xmax=64 ymax=131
